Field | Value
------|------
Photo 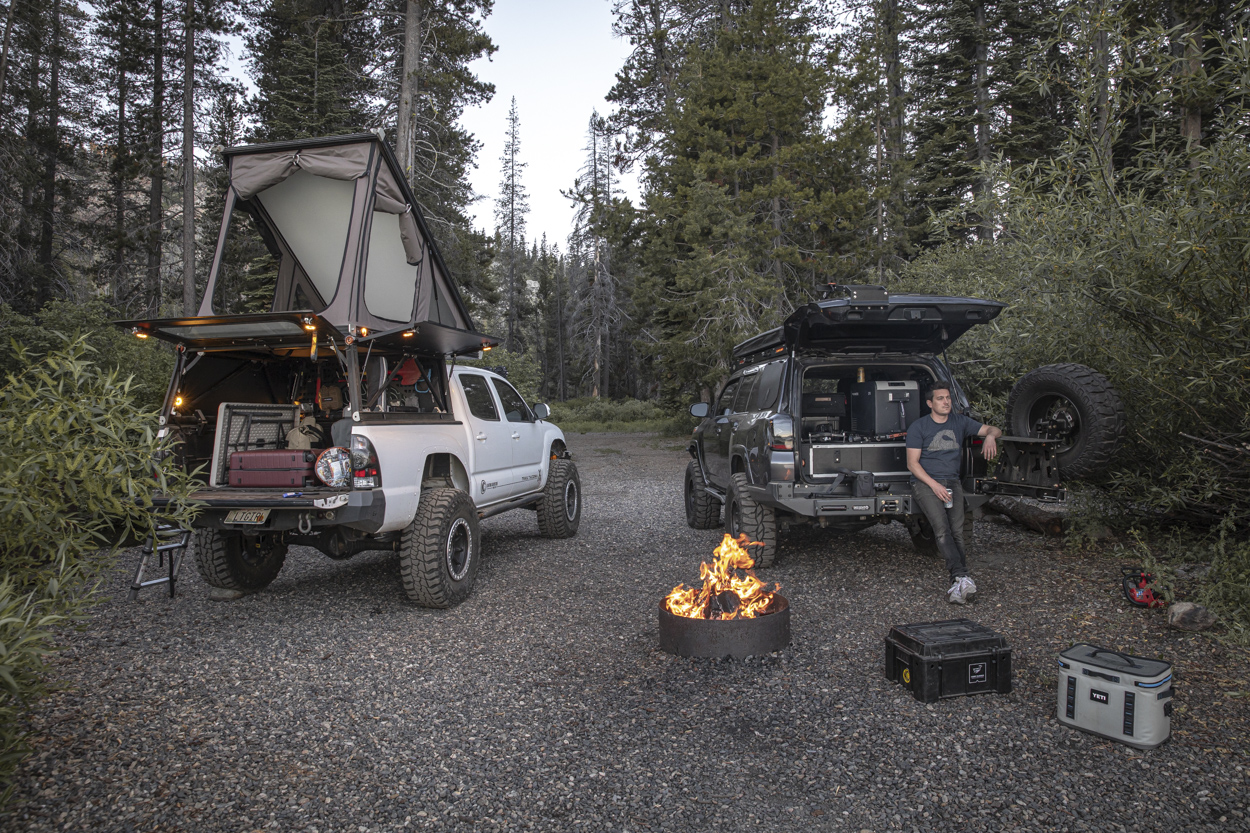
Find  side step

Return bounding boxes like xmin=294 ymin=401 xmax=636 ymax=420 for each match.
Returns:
xmin=128 ymin=525 xmax=191 ymax=600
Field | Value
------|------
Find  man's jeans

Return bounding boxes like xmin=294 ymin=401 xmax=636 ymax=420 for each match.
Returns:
xmin=912 ymin=479 xmax=967 ymax=582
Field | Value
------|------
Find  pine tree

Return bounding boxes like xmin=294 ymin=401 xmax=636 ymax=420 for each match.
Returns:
xmin=493 ymin=97 xmax=529 ymax=353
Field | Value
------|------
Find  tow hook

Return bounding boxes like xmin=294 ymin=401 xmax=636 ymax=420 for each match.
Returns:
xmin=298 ymin=512 xmax=314 ymax=534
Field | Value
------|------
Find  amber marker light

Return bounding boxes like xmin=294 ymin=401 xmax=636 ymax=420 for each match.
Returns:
xmin=173 ymin=395 xmax=184 ymax=408
xmin=359 ymin=327 xmax=369 ymax=337
xmin=302 ymin=317 xmax=316 ymax=331
xmin=481 ymin=343 xmax=493 ymax=352
xmin=132 ymin=327 xmax=149 ymax=339
xmin=402 ymin=330 xmax=414 ymax=338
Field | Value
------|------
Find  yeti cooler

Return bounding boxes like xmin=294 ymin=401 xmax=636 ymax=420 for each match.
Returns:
xmin=885 ymin=619 xmax=1012 ymax=703
xmin=1057 ymin=644 xmax=1173 ymax=749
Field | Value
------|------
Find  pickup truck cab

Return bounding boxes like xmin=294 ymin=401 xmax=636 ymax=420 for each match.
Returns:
xmin=120 ymin=134 xmax=580 ymax=607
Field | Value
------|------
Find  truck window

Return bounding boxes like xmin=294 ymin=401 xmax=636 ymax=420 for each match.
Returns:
xmin=491 ymin=379 xmax=533 ymax=423
xmin=751 ymin=361 xmax=785 ymax=411
xmin=732 ymin=373 xmax=758 ymax=413
xmin=715 ymin=379 xmax=740 ymax=417
xmin=459 ymin=374 xmax=499 ymax=421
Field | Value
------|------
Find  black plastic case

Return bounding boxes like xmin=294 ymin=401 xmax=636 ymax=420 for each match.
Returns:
xmin=885 ymin=619 xmax=1013 ymax=703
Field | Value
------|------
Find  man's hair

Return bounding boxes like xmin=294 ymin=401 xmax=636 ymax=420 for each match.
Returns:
xmin=926 ymin=382 xmax=953 ymax=402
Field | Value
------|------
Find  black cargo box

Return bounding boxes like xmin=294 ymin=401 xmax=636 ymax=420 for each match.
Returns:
xmin=885 ymin=619 xmax=1013 ymax=703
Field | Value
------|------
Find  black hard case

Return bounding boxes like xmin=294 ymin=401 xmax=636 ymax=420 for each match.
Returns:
xmin=885 ymin=619 xmax=1013 ymax=703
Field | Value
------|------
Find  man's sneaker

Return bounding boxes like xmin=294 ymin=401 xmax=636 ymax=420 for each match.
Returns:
xmin=947 ymin=579 xmax=967 ymax=605
xmin=961 ymin=576 xmax=977 ymax=602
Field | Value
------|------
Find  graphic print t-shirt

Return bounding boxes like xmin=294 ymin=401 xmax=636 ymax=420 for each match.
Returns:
xmin=906 ymin=413 xmax=983 ymax=480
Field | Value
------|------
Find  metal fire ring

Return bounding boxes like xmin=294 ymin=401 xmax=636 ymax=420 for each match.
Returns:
xmin=658 ymin=595 xmax=790 ymax=659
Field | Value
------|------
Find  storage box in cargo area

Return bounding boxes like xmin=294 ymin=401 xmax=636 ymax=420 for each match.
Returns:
xmin=227 ymin=449 xmax=316 ymax=488
xmin=885 ymin=619 xmax=1013 ymax=703
xmin=1057 ymin=644 xmax=1173 ymax=750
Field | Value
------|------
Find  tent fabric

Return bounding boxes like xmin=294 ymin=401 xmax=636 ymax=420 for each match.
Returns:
xmin=231 ymin=143 xmax=373 ymax=199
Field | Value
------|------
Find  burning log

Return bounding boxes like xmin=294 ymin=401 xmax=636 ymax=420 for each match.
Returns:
xmin=664 ymin=535 xmax=781 ymax=619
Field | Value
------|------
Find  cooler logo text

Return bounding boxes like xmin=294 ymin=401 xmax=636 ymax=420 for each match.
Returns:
xmin=1090 ymin=688 xmax=1109 ymax=704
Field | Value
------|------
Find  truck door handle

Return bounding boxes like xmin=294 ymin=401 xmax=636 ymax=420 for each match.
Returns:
xmin=511 ymin=432 xmax=520 ymax=440
xmin=731 ymin=421 xmax=739 ymax=430
xmin=476 ymin=433 xmax=487 ymax=442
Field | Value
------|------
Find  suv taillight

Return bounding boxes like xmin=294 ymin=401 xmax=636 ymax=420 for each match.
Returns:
xmin=766 ymin=415 xmax=795 ymax=451
xmin=350 ymin=435 xmax=381 ymax=488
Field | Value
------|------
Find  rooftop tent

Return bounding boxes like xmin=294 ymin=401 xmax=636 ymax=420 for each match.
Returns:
xmin=200 ymin=133 xmax=483 ymax=345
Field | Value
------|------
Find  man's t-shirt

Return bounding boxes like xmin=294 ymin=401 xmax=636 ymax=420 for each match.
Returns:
xmin=906 ymin=413 xmax=984 ymax=480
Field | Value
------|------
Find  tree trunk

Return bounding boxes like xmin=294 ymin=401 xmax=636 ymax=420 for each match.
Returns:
xmin=973 ymin=0 xmax=991 ymax=240
xmin=38 ymin=0 xmax=62 ymax=278
xmin=0 ymin=0 xmax=16 ymax=102
xmin=986 ymin=496 xmax=1065 ymax=537
xmin=182 ymin=0 xmax=196 ymax=314
xmin=148 ymin=0 xmax=165 ymax=315
xmin=1178 ymin=20 xmax=1203 ymax=156
xmin=396 ymin=0 xmax=424 ymax=177
xmin=1092 ymin=4 xmax=1114 ymax=183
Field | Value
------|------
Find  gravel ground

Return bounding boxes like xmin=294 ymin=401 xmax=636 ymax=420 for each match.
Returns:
xmin=4 ymin=433 xmax=1249 ymax=832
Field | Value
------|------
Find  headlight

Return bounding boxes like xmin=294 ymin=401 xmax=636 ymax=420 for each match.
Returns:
xmin=315 ymin=447 xmax=352 ymax=488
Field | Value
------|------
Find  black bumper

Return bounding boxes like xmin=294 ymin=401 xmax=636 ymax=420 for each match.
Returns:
xmin=155 ymin=489 xmax=386 ymax=533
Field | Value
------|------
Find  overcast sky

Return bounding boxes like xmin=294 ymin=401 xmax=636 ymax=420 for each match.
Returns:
xmin=460 ymin=0 xmax=640 ymax=248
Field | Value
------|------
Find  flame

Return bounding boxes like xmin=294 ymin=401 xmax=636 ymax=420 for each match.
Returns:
xmin=663 ymin=534 xmax=781 ymax=620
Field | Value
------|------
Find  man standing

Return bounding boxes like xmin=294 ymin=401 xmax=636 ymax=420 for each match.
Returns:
xmin=906 ymin=383 xmax=1001 ymax=604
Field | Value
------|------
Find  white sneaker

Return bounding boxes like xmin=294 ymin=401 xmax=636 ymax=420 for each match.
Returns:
xmin=947 ymin=579 xmax=967 ymax=605
xmin=961 ymin=576 xmax=977 ymax=602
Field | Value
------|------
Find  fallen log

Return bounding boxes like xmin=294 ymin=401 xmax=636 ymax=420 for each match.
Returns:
xmin=986 ymin=496 xmax=1065 ymax=537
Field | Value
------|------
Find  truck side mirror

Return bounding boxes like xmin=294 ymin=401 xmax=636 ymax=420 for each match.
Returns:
xmin=533 ymin=403 xmax=551 ymax=420
xmin=689 ymin=402 xmax=710 ymax=418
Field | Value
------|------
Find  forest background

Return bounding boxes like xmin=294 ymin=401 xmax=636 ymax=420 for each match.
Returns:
xmin=0 ymin=0 xmax=1248 ymax=801
xmin=0 ymin=0 xmax=1248 ymax=564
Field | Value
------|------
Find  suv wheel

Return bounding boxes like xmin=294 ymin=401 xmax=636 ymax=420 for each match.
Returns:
xmin=400 ymin=488 xmax=481 ymax=608
xmin=726 ymin=472 xmax=778 ymax=568
xmin=537 ymin=459 xmax=581 ymax=538
xmin=193 ymin=529 xmax=287 ymax=591
xmin=1005 ymin=363 xmax=1125 ymax=481
xmin=684 ymin=460 xmax=720 ymax=529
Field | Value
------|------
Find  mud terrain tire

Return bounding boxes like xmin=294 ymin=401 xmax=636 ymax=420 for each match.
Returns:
xmin=1006 ymin=363 xmax=1125 ymax=481
xmin=726 ymin=472 xmax=778 ymax=568
xmin=537 ymin=459 xmax=581 ymax=538
xmin=685 ymin=460 xmax=721 ymax=529
xmin=192 ymin=529 xmax=287 ymax=591
xmin=400 ymin=488 xmax=481 ymax=608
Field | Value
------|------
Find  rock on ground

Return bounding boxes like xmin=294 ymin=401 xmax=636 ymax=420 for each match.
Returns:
xmin=3 ymin=434 xmax=1249 ymax=832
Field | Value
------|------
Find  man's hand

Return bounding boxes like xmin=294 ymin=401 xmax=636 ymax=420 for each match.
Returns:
xmin=933 ymin=483 xmax=953 ymax=504
xmin=981 ymin=434 xmax=998 ymax=460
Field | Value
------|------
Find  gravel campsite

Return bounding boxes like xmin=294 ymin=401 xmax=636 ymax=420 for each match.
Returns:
xmin=4 ymin=434 xmax=1248 ymax=833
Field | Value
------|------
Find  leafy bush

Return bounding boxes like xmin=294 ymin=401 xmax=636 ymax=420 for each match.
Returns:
xmin=895 ymin=16 xmax=1250 ymax=527
xmin=0 ymin=337 xmax=197 ymax=807
xmin=0 ymin=299 xmax=175 ymax=411
xmin=458 ymin=347 xmax=542 ymax=403
xmin=548 ymin=397 xmax=691 ymax=435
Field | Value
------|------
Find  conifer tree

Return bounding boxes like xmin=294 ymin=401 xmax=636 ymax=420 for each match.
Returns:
xmin=494 ymin=97 xmax=529 ymax=353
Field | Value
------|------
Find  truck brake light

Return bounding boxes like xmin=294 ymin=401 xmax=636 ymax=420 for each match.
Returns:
xmin=767 ymin=415 xmax=795 ymax=451
xmin=350 ymin=435 xmax=382 ymax=488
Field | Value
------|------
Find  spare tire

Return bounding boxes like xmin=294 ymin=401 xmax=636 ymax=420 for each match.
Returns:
xmin=1005 ymin=363 xmax=1125 ymax=481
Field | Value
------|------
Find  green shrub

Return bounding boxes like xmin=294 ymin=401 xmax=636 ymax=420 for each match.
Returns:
xmin=0 ymin=336 xmax=197 ymax=807
xmin=547 ymin=397 xmax=691 ymax=435
xmin=0 ymin=299 xmax=175 ymax=411
xmin=457 ymin=347 xmax=543 ymax=403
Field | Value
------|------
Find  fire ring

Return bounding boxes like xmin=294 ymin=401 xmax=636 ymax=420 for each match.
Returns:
xmin=658 ymin=595 xmax=790 ymax=659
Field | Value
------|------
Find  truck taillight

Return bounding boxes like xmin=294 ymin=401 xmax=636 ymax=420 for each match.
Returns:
xmin=767 ymin=415 xmax=795 ymax=451
xmin=350 ymin=435 xmax=381 ymax=488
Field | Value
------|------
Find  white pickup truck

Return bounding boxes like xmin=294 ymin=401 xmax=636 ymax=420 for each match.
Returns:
xmin=121 ymin=133 xmax=580 ymax=607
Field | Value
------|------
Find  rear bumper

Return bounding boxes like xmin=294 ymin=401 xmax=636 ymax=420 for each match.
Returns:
xmin=156 ymin=488 xmax=386 ymax=533
xmin=748 ymin=481 xmax=989 ymax=519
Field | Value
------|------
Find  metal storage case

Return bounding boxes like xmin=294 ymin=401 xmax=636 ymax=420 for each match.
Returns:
xmin=885 ymin=619 xmax=1013 ymax=703
xmin=1056 ymin=644 xmax=1173 ymax=750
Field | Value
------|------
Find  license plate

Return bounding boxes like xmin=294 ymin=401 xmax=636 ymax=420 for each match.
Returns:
xmin=225 ymin=508 xmax=270 ymax=525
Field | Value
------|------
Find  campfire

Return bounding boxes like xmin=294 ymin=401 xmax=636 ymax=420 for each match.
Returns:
xmin=663 ymin=534 xmax=782 ymax=620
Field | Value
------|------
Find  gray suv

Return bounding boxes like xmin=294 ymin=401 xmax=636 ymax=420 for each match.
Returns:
xmin=685 ymin=285 xmax=1124 ymax=566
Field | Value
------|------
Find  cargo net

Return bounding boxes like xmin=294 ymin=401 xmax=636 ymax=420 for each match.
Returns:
xmin=211 ymin=403 xmax=299 ymax=486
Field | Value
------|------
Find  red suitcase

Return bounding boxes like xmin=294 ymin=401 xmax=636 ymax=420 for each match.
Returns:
xmin=228 ymin=450 xmax=316 ymax=488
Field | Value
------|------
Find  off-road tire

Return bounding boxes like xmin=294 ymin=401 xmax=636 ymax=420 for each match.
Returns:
xmin=1005 ymin=363 xmax=1125 ymax=481
xmin=537 ymin=459 xmax=581 ymax=538
xmin=192 ymin=528 xmax=287 ymax=591
xmin=400 ymin=488 xmax=481 ymax=608
xmin=684 ymin=459 xmax=720 ymax=529
xmin=905 ymin=512 xmax=974 ymax=557
xmin=725 ymin=472 xmax=778 ymax=568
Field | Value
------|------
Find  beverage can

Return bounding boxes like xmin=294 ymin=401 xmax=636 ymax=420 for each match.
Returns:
xmin=944 ymin=498 xmax=954 ymax=509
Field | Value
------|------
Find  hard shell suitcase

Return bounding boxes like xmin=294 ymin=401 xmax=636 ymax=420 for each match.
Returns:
xmin=885 ymin=619 xmax=1013 ymax=703
xmin=227 ymin=449 xmax=316 ymax=488
xmin=1056 ymin=644 xmax=1173 ymax=750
